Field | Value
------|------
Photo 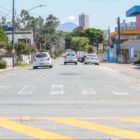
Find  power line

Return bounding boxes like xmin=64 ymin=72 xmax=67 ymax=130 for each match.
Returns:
xmin=0 ymin=4 xmax=11 ymax=11
xmin=0 ymin=12 xmax=11 ymax=20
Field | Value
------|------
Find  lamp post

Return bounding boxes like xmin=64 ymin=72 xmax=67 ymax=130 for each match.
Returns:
xmin=12 ymin=0 xmax=15 ymax=68
xmin=28 ymin=5 xmax=46 ymax=45
xmin=28 ymin=5 xmax=47 ymax=12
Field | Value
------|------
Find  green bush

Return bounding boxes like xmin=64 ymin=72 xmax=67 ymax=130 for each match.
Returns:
xmin=0 ymin=59 xmax=7 ymax=69
xmin=134 ymin=60 xmax=140 ymax=64
xmin=15 ymin=62 xmax=31 ymax=67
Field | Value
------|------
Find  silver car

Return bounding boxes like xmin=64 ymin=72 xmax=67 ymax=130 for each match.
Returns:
xmin=64 ymin=52 xmax=78 ymax=65
xmin=33 ymin=52 xmax=53 ymax=69
xmin=84 ymin=54 xmax=100 ymax=65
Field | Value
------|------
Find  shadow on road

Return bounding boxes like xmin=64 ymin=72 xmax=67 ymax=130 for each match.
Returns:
xmin=27 ymin=67 xmax=51 ymax=71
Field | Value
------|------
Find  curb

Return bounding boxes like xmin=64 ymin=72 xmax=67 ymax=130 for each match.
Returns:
xmin=0 ymin=67 xmax=21 ymax=73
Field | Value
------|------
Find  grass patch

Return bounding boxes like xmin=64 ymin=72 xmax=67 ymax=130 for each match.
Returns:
xmin=134 ymin=60 xmax=140 ymax=64
xmin=15 ymin=62 xmax=32 ymax=68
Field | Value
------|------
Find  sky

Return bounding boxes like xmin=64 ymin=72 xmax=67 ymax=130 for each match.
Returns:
xmin=0 ymin=0 xmax=140 ymax=31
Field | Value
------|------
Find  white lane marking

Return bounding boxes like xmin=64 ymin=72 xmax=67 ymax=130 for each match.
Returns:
xmin=112 ymin=91 xmax=128 ymax=96
xmin=39 ymin=76 xmax=47 ymax=82
xmin=82 ymin=88 xmax=96 ymax=95
xmin=131 ymin=86 xmax=140 ymax=91
xmin=50 ymin=84 xmax=64 ymax=95
xmin=17 ymin=85 xmax=35 ymax=95
xmin=0 ymin=86 xmax=11 ymax=90
xmin=131 ymin=84 xmax=140 ymax=91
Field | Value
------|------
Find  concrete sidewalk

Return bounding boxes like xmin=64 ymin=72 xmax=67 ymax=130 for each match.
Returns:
xmin=101 ymin=63 xmax=140 ymax=79
xmin=0 ymin=67 xmax=19 ymax=73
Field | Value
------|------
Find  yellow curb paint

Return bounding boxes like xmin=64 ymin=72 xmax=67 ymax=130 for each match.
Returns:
xmin=117 ymin=118 xmax=140 ymax=124
xmin=47 ymin=118 xmax=140 ymax=139
xmin=0 ymin=119 xmax=72 ymax=140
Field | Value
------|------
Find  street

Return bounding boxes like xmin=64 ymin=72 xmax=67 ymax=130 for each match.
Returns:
xmin=0 ymin=58 xmax=140 ymax=139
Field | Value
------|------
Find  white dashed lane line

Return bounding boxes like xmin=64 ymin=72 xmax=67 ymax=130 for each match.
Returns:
xmin=39 ymin=75 xmax=47 ymax=82
xmin=0 ymin=86 xmax=11 ymax=90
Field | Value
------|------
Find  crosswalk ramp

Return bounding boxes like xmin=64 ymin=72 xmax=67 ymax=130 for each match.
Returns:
xmin=1 ymin=117 xmax=140 ymax=139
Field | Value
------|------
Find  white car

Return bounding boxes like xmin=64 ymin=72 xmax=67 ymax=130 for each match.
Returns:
xmin=33 ymin=52 xmax=53 ymax=69
xmin=84 ymin=54 xmax=100 ymax=65
xmin=64 ymin=52 xmax=78 ymax=65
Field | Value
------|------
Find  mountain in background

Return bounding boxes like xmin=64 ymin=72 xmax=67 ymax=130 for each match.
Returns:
xmin=57 ymin=22 xmax=78 ymax=32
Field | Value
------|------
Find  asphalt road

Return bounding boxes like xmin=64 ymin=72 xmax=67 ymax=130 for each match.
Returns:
xmin=0 ymin=58 xmax=140 ymax=139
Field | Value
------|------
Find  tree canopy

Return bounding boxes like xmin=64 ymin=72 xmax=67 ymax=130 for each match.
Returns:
xmin=0 ymin=28 xmax=8 ymax=49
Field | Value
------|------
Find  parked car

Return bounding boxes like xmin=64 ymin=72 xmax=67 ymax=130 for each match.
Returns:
xmin=64 ymin=52 xmax=78 ymax=65
xmin=84 ymin=54 xmax=100 ymax=65
xmin=33 ymin=52 xmax=53 ymax=69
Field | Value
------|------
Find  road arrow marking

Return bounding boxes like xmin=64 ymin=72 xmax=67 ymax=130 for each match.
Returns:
xmin=82 ymin=88 xmax=96 ymax=95
xmin=50 ymin=84 xmax=64 ymax=95
xmin=17 ymin=85 xmax=34 ymax=95
xmin=112 ymin=91 xmax=128 ymax=96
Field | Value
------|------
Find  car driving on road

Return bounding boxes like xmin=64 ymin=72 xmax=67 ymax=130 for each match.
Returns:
xmin=84 ymin=54 xmax=100 ymax=65
xmin=33 ymin=52 xmax=53 ymax=69
xmin=64 ymin=52 xmax=78 ymax=65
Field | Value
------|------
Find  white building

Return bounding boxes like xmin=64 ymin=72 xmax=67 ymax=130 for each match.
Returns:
xmin=115 ymin=19 xmax=136 ymax=31
xmin=79 ymin=13 xmax=90 ymax=29
xmin=5 ymin=31 xmax=34 ymax=45
xmin=103 ymin=30 xmax=110 ymax=40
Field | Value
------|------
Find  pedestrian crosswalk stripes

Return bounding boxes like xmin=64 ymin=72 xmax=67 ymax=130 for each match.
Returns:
xmin=0 ymin=117 xmax=140 ymax=139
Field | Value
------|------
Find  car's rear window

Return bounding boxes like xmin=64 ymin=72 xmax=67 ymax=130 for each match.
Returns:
xmin=66 ymin=53 xmax=76 ymax=57
xmin=88 ymin=55 xmax=97 ymax=58
xmin=36 ymin=53 xmax=48 ymax=58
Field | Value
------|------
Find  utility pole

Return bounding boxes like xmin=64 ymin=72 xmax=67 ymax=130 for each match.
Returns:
xmin=32 ymin=20 xmax=35 ymax=44
xmin=117 ymin=17 xmax=121 ymax=61
xmin=12 ymin=0 xmax=15 ymax=68
xmin=108 ymin=26 xmax=110 ymax=46
xmin=117 ymin=17 xmax=121 ymax=50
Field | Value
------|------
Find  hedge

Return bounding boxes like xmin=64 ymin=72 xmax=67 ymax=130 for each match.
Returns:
xmin=0 ymin=59 xmax=7 ymax=69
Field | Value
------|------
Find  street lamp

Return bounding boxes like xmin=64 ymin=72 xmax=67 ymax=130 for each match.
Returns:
xmin=28 ymin=5 xmax=47 ymax=12
xmin=11 ymin=2 xmax=46 ymax=68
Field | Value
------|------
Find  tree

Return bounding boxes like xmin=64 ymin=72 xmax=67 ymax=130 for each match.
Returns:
xmin=0 ymin=17 xmax=7 ymax=25
xmin=14 ymin=42 xmax=35 ymax=58
xmin=72 ymin=26 xmax=84 ymax=36
xmin=43 ymin=14 xmax=60 ymax=35
xmin=71 ymin=37 xmax=90 ymax=52
xmin=0 ymin=28 xmax=8 ymax=49
xmin=65 ymin=34 xmax=72 ymax=49
xmin=82 ymin=28 xmax=104 ymax=45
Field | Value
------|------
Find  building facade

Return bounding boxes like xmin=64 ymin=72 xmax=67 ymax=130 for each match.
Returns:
xmin=79 ymin=13 xmax=90 ymax=29
xmin=5 ymin=31 xmax=34 ymax=46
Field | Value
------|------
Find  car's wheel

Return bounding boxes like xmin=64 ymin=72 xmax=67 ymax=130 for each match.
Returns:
xmin=33 ymin=66 xmax=37 ymax=69
xmin=64 ymin=62 xmax=66 ymax=65
xmin=49 ymin=65 xmax=53 ymax=68
xmin=84 ymin=63 xmax=87 ymax=65
xmin=75 ymin=62 xmax=78 ymax=65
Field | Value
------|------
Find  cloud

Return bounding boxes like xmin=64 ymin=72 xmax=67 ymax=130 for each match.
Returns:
xmin=67 ymin=16 xmax=76 ymax=21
